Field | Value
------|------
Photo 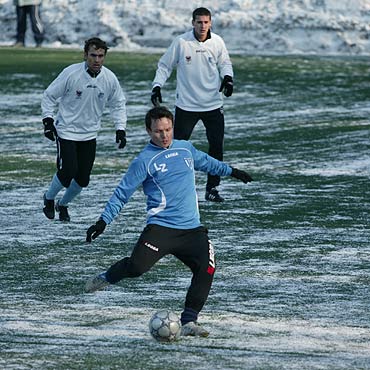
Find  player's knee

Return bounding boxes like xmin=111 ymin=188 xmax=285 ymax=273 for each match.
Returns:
xmin=58 ymin=168 xmax=78 ymax=187
xmin=75 ymin=175 xmax=90 ymax=188
xmin=127 ymin=261 xmax=147 ymax=277
xmin=77 ymin=179 xmax=89 ymax=188
xmin=57 ymin=174 xmax=72 ymax=188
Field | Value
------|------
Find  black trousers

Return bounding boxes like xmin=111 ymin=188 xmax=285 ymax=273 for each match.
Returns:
xmin=174 ymin=106 xmax=225 ymax=191
xmin=16 ymin=5 xmax=44 ymax=45
xmin=106 ymin=224 xmax=216 ymax=314
xmin=56 ymin=137 xmax=96 ymax=188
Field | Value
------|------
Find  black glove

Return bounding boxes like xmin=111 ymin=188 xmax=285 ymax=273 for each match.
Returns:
xmin=43 ymin=117 xmax=57 ymax=141
xmin=219 ymin=75 xmax=233 ymax=97
xmin=151 ymin=86 xmax=162 ymax=106
xmin=231 ymin=167 xmax=253 ymax=183
xmin=86 ymin=219 xmax=107 ymax=243
xmin=116 ymin=130 xmax=126 ymax=149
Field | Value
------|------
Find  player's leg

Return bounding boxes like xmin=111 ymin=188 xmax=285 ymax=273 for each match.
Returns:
xmin=43 ymin=137 xmax=76 ymax=219
xmin=85 ymin=225 xmax=171 ymax=292
xmin=15 ymin=6 xmax=27 ymax=46
xmin=202 ymin=107 xmax=225 ymax=202
xmin=56 ymin=139 xmax=96 ymax=221
xmin=55 ymin=138 xmax=79 ymax=188
xmin=106 ymin=225 xmax=168 ymax=282
xmin=173 ymin=226 xmax=215 ymax=336
xmin=55 ymin=139 xmax=85 ymax=222
xmin=173 ymin=107 xmax=199 ymax=140
xmin=29 ymin=4 xmax=44 ymax=47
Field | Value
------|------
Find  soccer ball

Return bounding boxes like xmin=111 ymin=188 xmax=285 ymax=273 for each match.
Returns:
xmin=149 ymin=310 xmax=181 ymax=342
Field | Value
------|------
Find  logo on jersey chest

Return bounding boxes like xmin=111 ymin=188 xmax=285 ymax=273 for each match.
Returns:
xmin=153 ymin=152 xmax=192 ymax=173
xmin=165 ymin=152 xmax=178 ymax=159
xmin=184 ymin=157 xmax=193 ymax=169
xmin=154 ymin=162 xmax=168 ymax=173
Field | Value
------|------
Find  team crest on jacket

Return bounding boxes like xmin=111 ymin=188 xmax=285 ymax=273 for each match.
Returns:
xmin=76 ymin=90 xmax=82 ymax=98
xmin=185 ymin=56 xmax=192 ymax=64
xmin=184 ymin=158 xmax=193 ymax=169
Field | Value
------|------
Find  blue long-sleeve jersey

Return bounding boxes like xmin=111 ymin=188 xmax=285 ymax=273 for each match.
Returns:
xmin=101 ymin=139 xmax=232 ymax=229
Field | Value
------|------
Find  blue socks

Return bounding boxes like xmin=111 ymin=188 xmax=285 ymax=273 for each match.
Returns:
xmin=45 ymin=174 xmax=63 ymax=200
xmin=59 ymin=179 xmax=82 ymax=206
xmin=45 ymin=175 xmax=82 ymax=207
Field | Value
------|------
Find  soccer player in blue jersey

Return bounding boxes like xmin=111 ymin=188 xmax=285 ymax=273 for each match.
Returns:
xmin=85 ymin=106 xmax=252 ymax=337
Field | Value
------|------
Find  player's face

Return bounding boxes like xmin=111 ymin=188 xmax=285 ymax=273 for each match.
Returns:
xmin=84 ymin=46 xmax=106 ymax=72
xmin=192 ymin=15 xmax=211 ymax=42
xmin=147 ymin=117 xmax=173 ymax=148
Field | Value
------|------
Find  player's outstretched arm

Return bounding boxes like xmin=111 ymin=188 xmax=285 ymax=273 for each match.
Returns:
xmin=86 ymin=219 xmax=107 ymax=242
xmin=230 ymin=167 xmax=253 ymax=183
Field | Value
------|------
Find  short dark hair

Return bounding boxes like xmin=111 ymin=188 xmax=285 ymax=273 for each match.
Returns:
xmin=84 ymin=37 xmax=109 ymax=54
xmin=192 ymin=7 xmax=211 ymax=20
xmin=145 ymin=106 xmax=174 ymax=130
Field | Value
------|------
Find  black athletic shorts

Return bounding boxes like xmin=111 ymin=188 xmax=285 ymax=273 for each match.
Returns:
xmin=56 ymin=137 xmax=96 ymax=188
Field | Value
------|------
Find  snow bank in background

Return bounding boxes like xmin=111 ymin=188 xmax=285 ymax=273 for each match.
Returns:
xmin=1 ymin=0 xmax=370 ymax=55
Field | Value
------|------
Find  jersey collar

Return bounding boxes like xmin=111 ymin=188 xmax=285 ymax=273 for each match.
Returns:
xmin=149 ymin=140 xmax=173 ymax=150
xmin=192 ymin=29 xmax=211 ymax=42
xmin=85 ymin=63 xmax=101 ymax=78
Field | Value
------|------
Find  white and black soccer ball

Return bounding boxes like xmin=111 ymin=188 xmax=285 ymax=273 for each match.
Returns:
xmin=149 ymin=310 xmax=181 ymax=343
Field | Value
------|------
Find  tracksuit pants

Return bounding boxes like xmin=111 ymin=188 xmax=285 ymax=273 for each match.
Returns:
xmin=105 ymin=224 xmax=216 ymax=316
xmin=16 ymin=4 xmax=44 ymax=45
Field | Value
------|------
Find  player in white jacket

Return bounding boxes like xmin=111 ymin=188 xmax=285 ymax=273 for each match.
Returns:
xmin=41 ymin=37 xmax=127 ymax=222
xmin=151 ymin=7 xmax=234 ymax=202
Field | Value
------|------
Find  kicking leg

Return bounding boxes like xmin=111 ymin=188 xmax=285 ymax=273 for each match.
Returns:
xmin=85 ymin=225 xmax=168 ymax=292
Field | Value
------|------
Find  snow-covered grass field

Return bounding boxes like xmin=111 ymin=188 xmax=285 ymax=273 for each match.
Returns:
xmin=1 ymin=48 xmax=370 ymax=369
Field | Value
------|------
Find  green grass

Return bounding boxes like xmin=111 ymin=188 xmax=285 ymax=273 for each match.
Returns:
xmin=1 ymin=47 xmax=370 ymax=370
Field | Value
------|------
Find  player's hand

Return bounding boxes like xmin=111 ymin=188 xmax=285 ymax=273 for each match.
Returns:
xmin=86 ymin=219 xmax=107 ymax=242
xmin=231 ymin=167 xmax=253 ymax=183
xmin=43 ymin=117 xmax=57 ymax=141
xmin=219 ymin=75 xmax=233 ymax=97
xmin=151 ymin=86 xmax=162 ymax=106
xmin=116 ymin=129 xmax=126 ymax=149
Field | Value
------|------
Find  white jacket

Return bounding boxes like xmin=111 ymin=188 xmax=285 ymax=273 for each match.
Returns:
xmin=42 ymin=62 xmax=127 ymax=141
xmin=152 ymin=30 xmax=233 ymax=112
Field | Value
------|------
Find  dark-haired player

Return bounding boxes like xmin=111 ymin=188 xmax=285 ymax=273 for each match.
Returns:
xmin=151 ymin=7 xmax=234 ymax=202
xmin=85 ymin=106 xmax=253 ymax=337
xmin=41 ymin=37 xmax=127 ymax=221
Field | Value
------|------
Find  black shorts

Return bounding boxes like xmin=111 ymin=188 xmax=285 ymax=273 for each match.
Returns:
xmin=106 ymin=224 xmax=216 ymax=312
xmin=56 ymin=137 xmax=96 ymax=188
